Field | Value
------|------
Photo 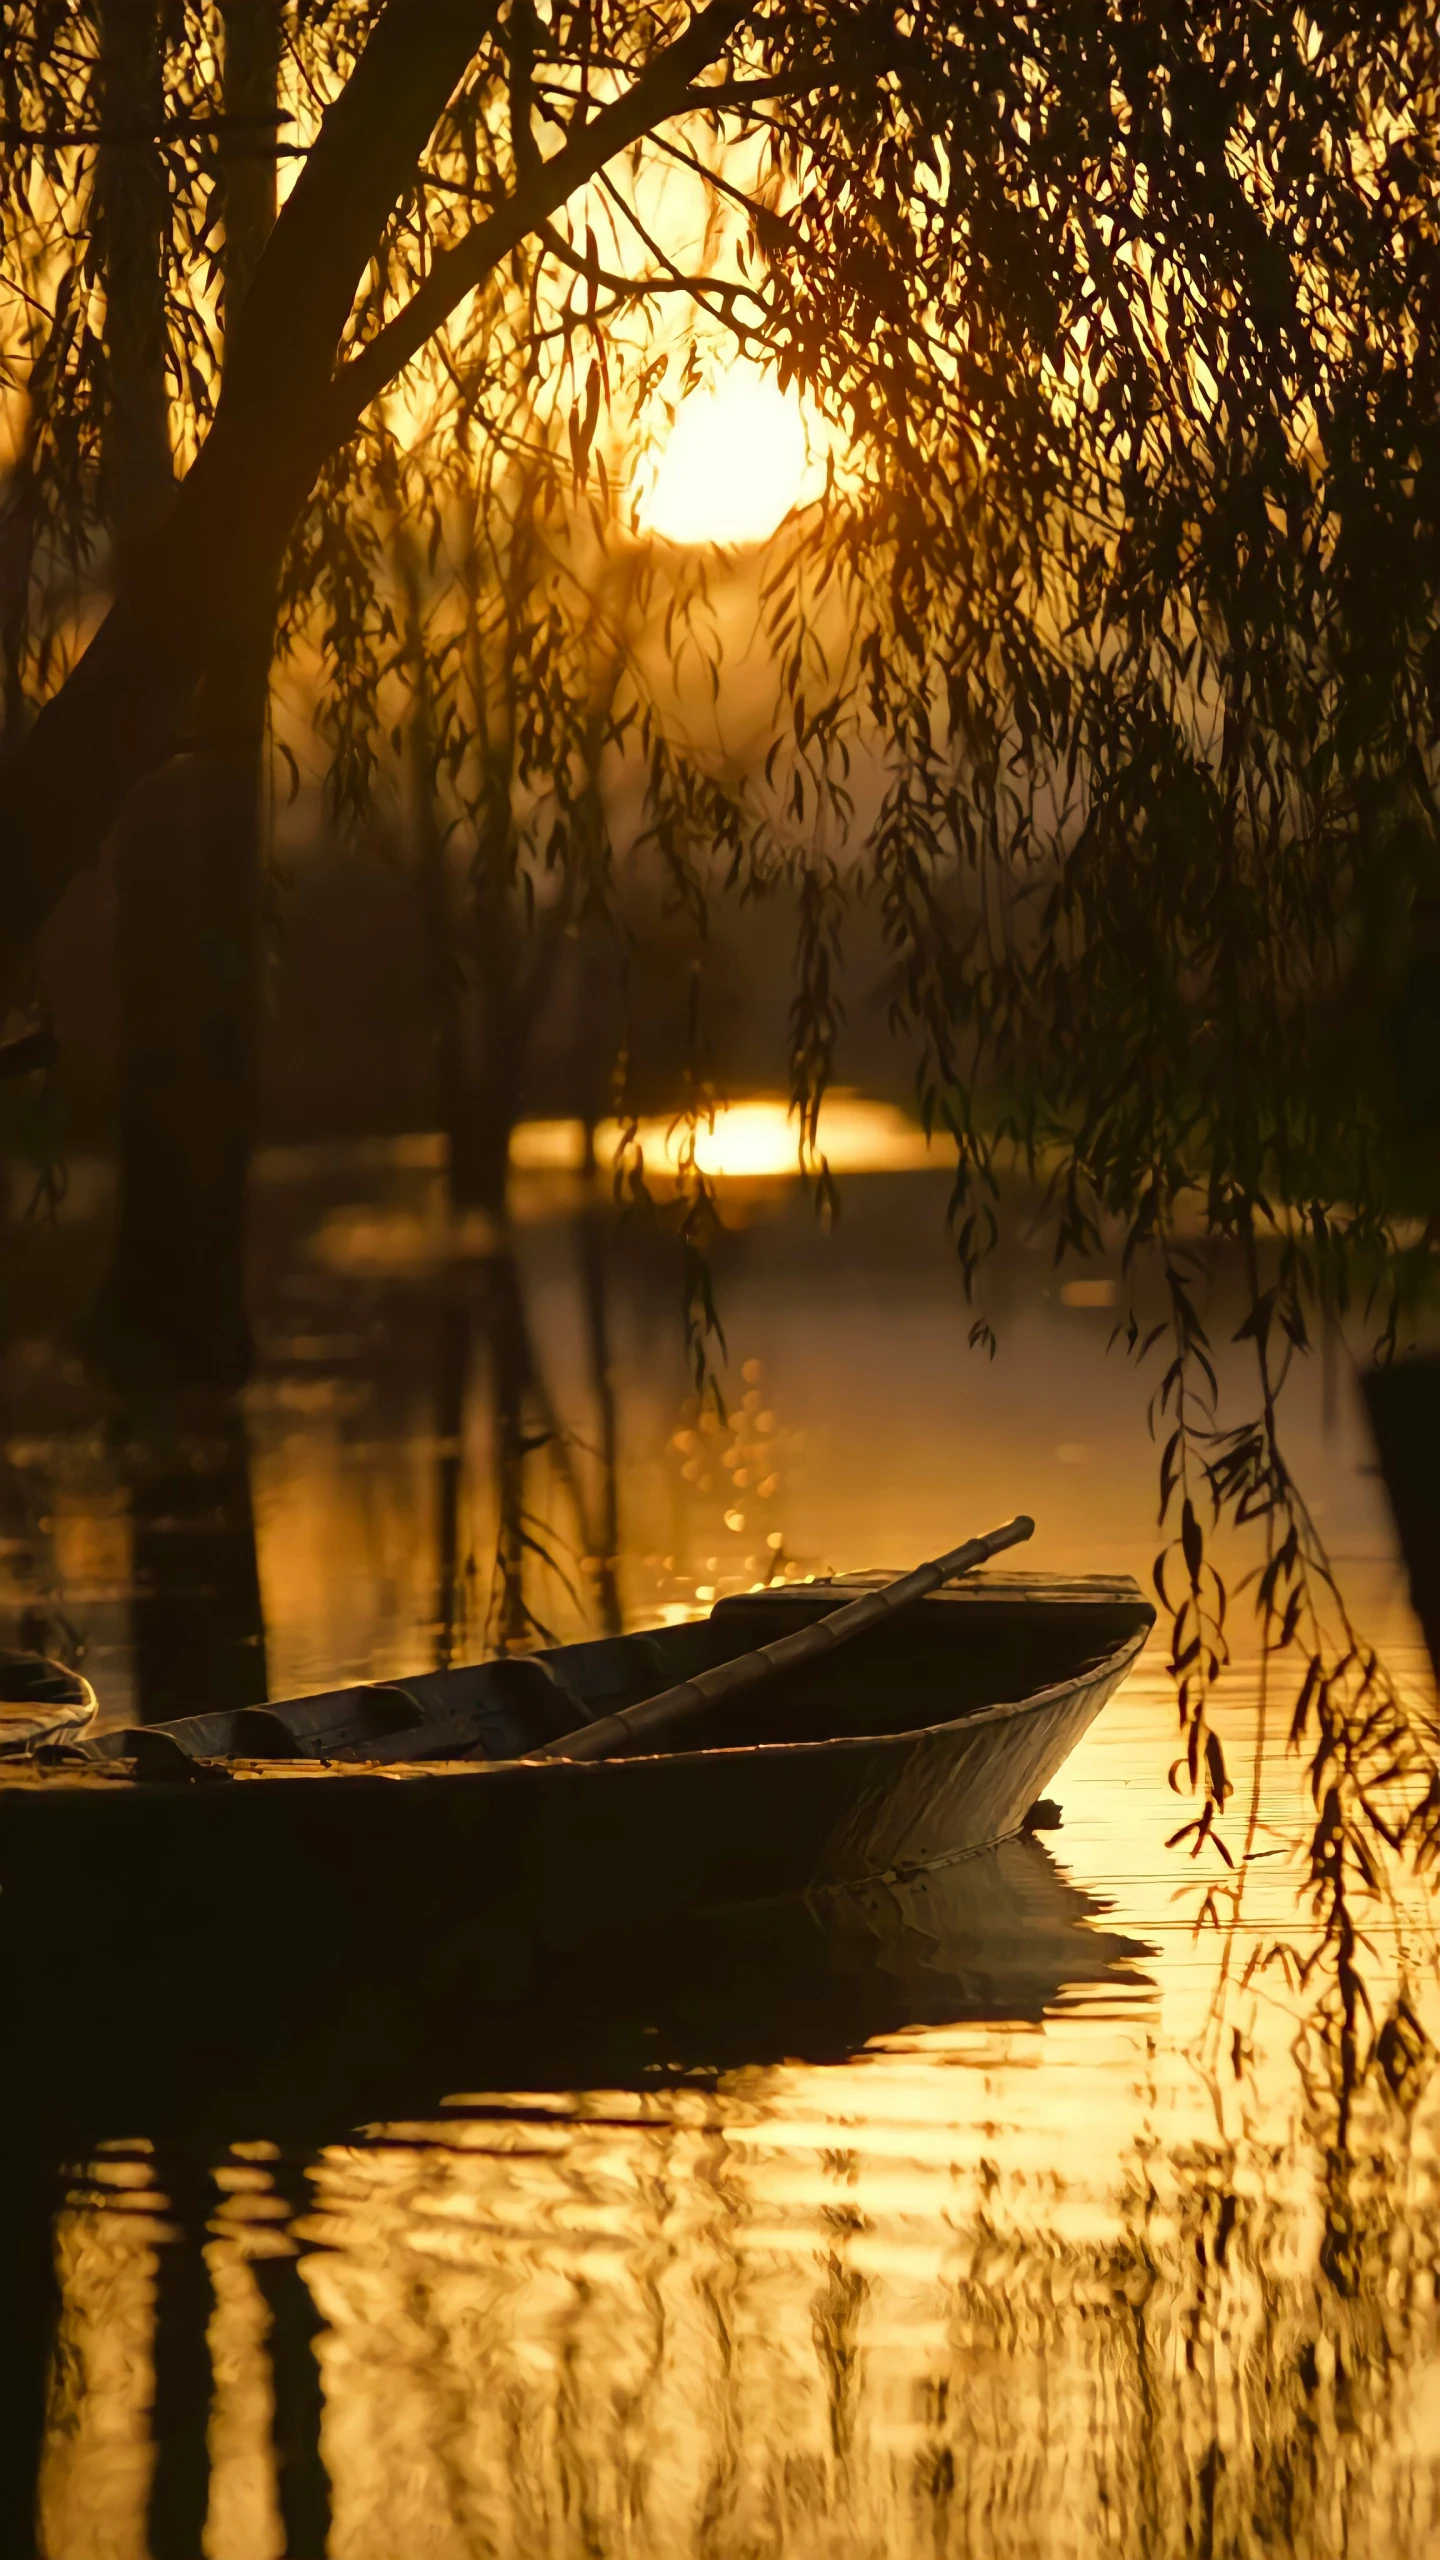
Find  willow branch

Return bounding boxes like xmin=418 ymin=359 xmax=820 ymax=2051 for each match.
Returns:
xmin=537 ymin=211 xmax=765 ymax=313
xmin=321 ymin=0 xmax=754 ymax=438
xmin=647 ymin=125 xmax=799 ymax=240
xmin=681 ymin=75 xmax=831 ymax=106
xmin=0 ymin=112 xmax=293 ymax=143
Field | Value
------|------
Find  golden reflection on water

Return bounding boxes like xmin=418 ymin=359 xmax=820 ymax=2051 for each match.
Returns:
xmin=5 ymin=1144 xmax=1439 ymax=2555
xmin=2 ymin=1130 xmax=1409 ymax=1705
xmin=34 ymin=1922 xmax=1440 ymax=2560
xmin=42 ymin=2166 xmax=156 ymax=2560
xmin=26 ymin=1693 xmax=1440 ymax=2558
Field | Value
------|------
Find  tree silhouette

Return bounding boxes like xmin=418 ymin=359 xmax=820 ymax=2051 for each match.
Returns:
xmin=2 ymin=0 xmax=1440 ymax=2047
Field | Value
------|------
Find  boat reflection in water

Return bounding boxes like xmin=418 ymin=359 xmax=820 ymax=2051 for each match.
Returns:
xmin=32 ymin=1837 xmax=1149 ymax=2560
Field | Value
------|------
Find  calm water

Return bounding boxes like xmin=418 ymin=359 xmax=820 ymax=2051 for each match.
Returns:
xmin=3 ymin=1135 xmax=1438 ymax=2559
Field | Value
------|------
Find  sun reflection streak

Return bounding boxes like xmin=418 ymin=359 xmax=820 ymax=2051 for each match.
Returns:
xmin=510 ymin=1095 xmax=941 ymax=1181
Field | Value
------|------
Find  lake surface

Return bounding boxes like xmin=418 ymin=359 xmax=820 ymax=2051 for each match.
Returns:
xmin=3 ymin=1134 xmax=1438 ymax=2558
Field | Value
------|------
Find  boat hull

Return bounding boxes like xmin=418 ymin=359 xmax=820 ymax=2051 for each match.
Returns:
xmin=0 ymin=1634 xmax=1144 ymax=1948
xmin=0 ymin=1574 xmax=1152 ymax=2125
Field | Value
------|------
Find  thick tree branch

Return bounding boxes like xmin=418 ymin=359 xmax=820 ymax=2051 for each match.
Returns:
xmin=322 ymin=0 xmax=752 ymax=437
xmin=218 ymin=0 xmax=502 ymax=449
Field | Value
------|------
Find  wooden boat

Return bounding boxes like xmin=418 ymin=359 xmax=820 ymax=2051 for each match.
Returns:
xmin=0 ymin=1571 xmax=1151 ymax=2129
xmin=1 ymin=1569 xmax=1151 ymax=1914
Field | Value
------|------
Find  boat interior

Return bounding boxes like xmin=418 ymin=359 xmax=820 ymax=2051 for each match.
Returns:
xmin=42 ymin=1574 xmax=1153 ymax=1775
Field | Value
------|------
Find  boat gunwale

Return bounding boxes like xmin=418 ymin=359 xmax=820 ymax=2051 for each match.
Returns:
xmin=411 ymin=1608 xmax=1156 ymax=1775
xmin=10 ymin=1598 xmax=1154 ymax=1792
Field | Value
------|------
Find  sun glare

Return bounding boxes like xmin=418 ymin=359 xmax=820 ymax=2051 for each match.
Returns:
xmin=507 ymin=1097 xmax=937 ymax=1180
xmin=636 ymin=368 xmax=818 ymax=546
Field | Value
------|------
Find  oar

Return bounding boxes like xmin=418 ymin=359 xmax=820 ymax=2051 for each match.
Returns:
xmin=531 ymin=1513 xmax=1036 ymax=1763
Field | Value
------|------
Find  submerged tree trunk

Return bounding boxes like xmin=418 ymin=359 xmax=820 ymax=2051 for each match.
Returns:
xmin=121 ymin=1394 xmax=269 ymax=1723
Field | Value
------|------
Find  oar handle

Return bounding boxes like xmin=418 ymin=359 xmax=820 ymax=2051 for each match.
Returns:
xmin=532 ymin=1513 xmax=1036 ymax=1764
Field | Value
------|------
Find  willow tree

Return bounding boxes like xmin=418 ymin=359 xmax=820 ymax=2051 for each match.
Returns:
xmin=2 ymin=0 xmax=1440 ymax=2078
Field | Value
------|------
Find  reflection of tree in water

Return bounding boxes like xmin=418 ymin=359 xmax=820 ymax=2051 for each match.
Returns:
xmin=0 ymin=1388 xmax=268 ymax=1724
xmin=30 ymin=2140 xmax=329 ymax=2560
xmin=431 ymin=1230 xmax=625 ymax=1667
xmin=935 ymin=2097 xmax=1440 ymax=2560
xmin=575 ymin=1144 xmax=623 ymax=1642
xmin=342 ymin=2069 xmax=1440 ymax=2559
xmin=812 ymin=2198 xmax=868 ymax=2479
xmin=32 ymin=2031 xmax=1440 ymax=2560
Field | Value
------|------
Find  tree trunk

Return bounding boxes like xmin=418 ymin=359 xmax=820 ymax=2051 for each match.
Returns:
xmin=573 ymin=930 xmax=624 ymax=1630
xmin=0 ymin=420 xmax=43 ymax=744
xmin=121 ymin=1395 xmax=269 ymax=1722
xmin=402 ymin=531 xmax=533 ymax=1221
xmin=90 ymin=2 xmax=281 ymax=1388
xmin=400 ymin=537 xmax=518 ymax=1221
xmin=1360 ymin=1355 xmax=1440 ymax=1685
xmin=89 ymin=735 xmax=266 ymax=1385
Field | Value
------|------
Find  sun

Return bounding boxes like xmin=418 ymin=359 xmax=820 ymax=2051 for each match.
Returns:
xmin=635 ymin=367 xmax=820 ymax=546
